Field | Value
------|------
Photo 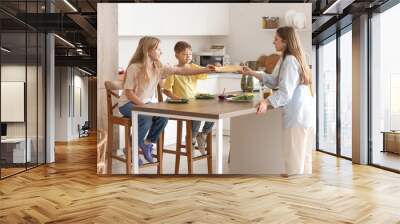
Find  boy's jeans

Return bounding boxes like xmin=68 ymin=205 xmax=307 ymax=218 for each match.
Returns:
xmin=119 ymin=102 xmax=168 ymax=146
xmin=192 ymin=120 xmax=214 ymax=138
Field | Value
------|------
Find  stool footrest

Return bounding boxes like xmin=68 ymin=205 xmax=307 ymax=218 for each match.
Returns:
xmin=112 ymin=156 xmax=128 ymax=162
xmin=162 ymin=149 xmax=179 ymax=155
xmin=140 ymin=161 xmax=160 ymax=168
xmin=192 ymin=154 xmax=209 ymax=161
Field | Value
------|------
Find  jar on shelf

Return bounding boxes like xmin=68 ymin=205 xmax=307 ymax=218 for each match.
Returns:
xmin=262 ymin=16 xmax=279 ymax=29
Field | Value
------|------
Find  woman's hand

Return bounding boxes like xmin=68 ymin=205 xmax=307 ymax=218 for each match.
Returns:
xmin=240 ymin=66 xmax=256 ymax=76
xmin=256 ymin=99 xmax=269 ymax=115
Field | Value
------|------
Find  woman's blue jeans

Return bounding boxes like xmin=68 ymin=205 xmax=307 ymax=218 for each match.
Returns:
xmin=119 ymin=102 xmax=168 ymax=146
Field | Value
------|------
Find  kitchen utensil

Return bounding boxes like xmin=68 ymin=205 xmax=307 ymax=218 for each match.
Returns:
xmin=257 ymin=54 xmax=281 ymax=74
xmin=246 ymin=61 xmax=258 ymax=70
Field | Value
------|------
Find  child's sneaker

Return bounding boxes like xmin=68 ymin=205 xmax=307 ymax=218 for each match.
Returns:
xmin=139 ymin=143 xmax=154 ymax=163
xmin=196 ymin=133 xmax=207 ymax=155
xmin=192 ymin=137 xmax=196 ymax=146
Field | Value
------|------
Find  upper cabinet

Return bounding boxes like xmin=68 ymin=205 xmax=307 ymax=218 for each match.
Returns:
xmin=118 ymin=3 xmax=230 ymax=36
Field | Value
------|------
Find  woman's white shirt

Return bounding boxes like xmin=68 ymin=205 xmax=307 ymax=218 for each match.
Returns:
xmin=256 ymin=55 xmax=315 ymax=129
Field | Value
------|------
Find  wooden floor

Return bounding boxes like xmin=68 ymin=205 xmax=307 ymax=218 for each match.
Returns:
xmin=1 ymin=167 xmax=26 ymax=178
xmin=373 ymin=150 xmax=400 ymax=171
xmin=111 ymin=136 xmax=232 ymax=174
xmin=1 ymin=135 xmax=400 ymax=223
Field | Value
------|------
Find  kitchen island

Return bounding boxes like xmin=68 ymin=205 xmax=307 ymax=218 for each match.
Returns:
xmin=131 ymin=96 xmax=284 ymax=174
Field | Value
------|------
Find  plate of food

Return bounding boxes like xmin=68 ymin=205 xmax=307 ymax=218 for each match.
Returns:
xmin=195 ymin=93 xmax=215 ymax=100
xmin=166 ymin=98 xmax=189 ymax=104
xmin=226 ymin=94 xmax=254 ymax=102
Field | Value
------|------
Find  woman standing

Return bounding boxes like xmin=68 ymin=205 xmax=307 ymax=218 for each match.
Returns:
xmin=241 ymin=26 xmax=314 ymax=176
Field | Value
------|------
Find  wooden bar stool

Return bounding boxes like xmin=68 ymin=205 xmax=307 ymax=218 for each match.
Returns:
xmin=105 ymin=81 xmax=163 ymax=174
xmin=157 ymin=85 xmax=213 ymax=174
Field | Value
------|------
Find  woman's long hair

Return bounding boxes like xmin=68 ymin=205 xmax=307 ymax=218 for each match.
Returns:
xmin=276 ymin=26 xmax=313 ymax=95
xmin=126 ymin=36 xmax=162 ymax=85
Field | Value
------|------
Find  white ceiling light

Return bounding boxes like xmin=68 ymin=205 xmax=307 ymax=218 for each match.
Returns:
xmin=63 ymin=0 xmax=78 ymax=12
xmin=54 ymin=34 xmax=75 ymax=48
xmin=323 ymin=0 xmax=355 ymax=15
xmin=1 ymin=47 xmax=11 ymax=53
xmin=78 ymin=67 xmax=93 ymax=76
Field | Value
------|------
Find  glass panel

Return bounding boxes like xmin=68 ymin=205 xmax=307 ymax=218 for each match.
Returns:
xmin=1 ymin=31 xmax=28 ymax=177
xmin=371 ymin=4 xmax=400 ymax=171
xmin=318 ymin=37 xmax=337 ymax=154
xmin=340 ymin=29 xmax=352 ymax=158
xmin=0 ymin=1 xmax=46 ymax=179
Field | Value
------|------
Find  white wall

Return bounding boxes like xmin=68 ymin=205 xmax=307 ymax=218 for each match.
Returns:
xmin=119 ymin=36 xmax=215 ymax=68
xmin=55 ymin=67 xmax=69 ymax=141
xmin=118 ymin=3 xmax=230 ymax=36
xmin=71 ymin=74 xmax=89 ymax=138
xmin=55 ymin=67 xmax=89 ymax=141
xmin=225 ymin=3 xmax=312 ymax=63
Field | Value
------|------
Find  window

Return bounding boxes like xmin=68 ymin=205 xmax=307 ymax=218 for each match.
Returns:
xmin=370 ymin=3 xmax=400 ymax=171
xmin=317 ymin=37 xmax=337 ymax=154
xmin=340 ymin=28 xmax=352 ymax=158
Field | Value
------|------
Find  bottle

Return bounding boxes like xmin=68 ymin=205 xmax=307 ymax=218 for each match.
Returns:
xmin=241 ymin=75 xmax=247 ymax=92
xmin=258 ymin=82 xmax=265 ymax=101
xmin=246 ymin=75 xmax=254 ymax=92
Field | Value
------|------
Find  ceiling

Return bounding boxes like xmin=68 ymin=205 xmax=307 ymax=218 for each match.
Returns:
xmin=0 ymin=0 xmax=394 ymax=75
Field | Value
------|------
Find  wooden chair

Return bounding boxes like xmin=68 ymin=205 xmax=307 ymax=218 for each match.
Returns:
xmin=96 ymin=129 xmax=108 ymax=175
xmin=157 ymin=85 xmax=213 ymax=174
xmin=105 ymin=81 xmax=163 ymax=174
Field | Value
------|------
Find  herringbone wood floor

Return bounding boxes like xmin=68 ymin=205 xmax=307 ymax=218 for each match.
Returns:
xmin=1 ymin=135 xmax=400 ymax=224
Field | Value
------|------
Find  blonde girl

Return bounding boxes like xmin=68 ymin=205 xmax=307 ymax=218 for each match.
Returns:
xmin=119 ymin=36 xmax=215 ymax=163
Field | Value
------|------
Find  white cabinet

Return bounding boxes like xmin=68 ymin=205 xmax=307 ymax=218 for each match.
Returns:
xmin=217 ymin=76 xmax=241 ymax=93
xmin=118 ymin=3 xmax=230 ymax=36
xmin=197 ymin=76 xmax=219 ymax=94
xmin=1 ymin=138 xmax=32 ymax=163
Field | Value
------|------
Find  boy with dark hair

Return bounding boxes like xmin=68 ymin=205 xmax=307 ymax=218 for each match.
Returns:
xmin=163 ymin=41 xmax=214 ymax=155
